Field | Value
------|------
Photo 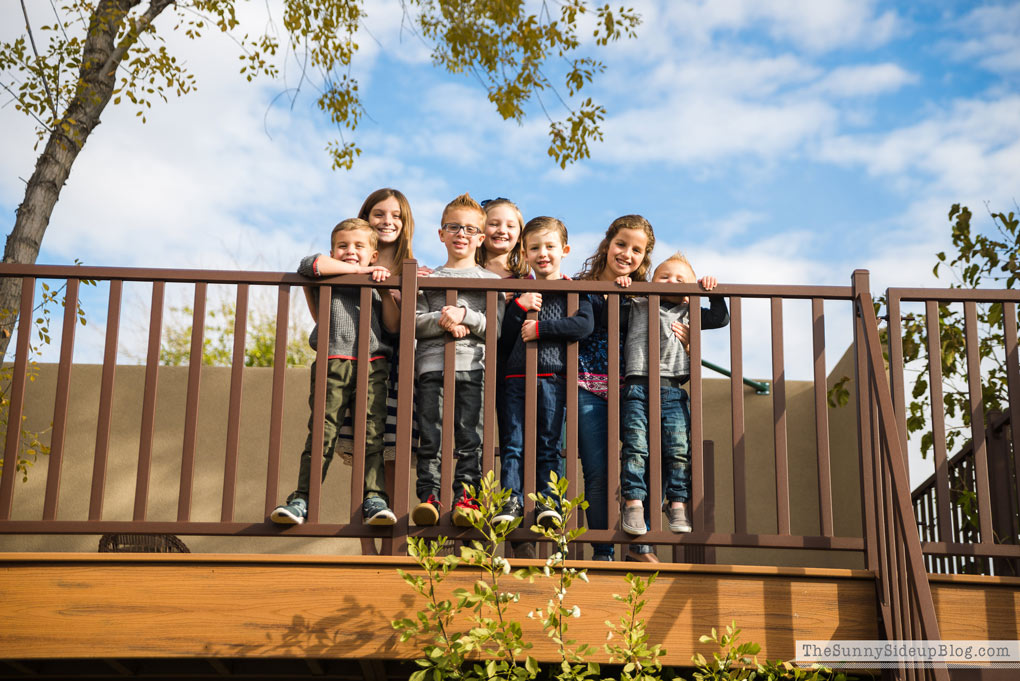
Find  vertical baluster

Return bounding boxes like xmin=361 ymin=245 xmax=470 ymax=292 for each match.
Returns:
xmin=688 ymin=293 xmax=703 ymax=532
xmin=924 ymin=301 xmax=953 ymax=547
xmin=886 ymin=293 xmax=909 ymax=469
xmin=1004 ymin=302 xmax=1020 ymax=528
xmin=177 ymin=282 xmax=206 ymax=522
xmin=647 ymin=294 xmax=662 ymax=534
xmin=305 ymin=285 xmax=331 ymax=525
xmin=0 ymin=277 xmax=36 ymax=519
xmin=440 ymin=289 xmax=457 ymax=520
xmin=263 ymin=285 xmax=290 ymax=518
xmin=812 ymin=298 xmax=833 ymax=536
xmin=523 ymin=308 xmax=539 ymax=519
xmin=853 ymin=272 xmax=879 ymax=573
xmin=221 ymin=284 xmax=248 ymax=522
xmin=354 ymin=286 xmax=377 ymax=553
xmin=353 ymin=286 xmax=373 ymax=518
xmin=90 ymin=280 xmax=122 ymax=521
xmin=43 ymin=278 xmax=80 ymax=520
xmin=482 ymin=290 xmax=499 ymax=476
xmin=607 ymin=294 xmax=621 ymax=535
xmin=729 ymin=296 xmax=746 ymax=535
xmin=391 ymin=261 xmax=418 ymax=549
xmin=134 ymin=281 xmax=164 ymax=521
xmin=963 ymin=301 xmax=994 ymax=542
xmin=770 ymin=297 xmax=789 ymax=535
xmin=564 ymin=293 xmax=579 ymax=529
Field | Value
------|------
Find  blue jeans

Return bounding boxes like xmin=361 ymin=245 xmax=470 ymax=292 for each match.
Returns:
xmin=500 ymin=376 xmax=565 ymax=505
xmin=620 ymin=381 xmax=692 ymax=525
xmin=577 ymin=388 xmax=613 ymax=559
xmin=415 ymin=370 xmax=484 ymax=502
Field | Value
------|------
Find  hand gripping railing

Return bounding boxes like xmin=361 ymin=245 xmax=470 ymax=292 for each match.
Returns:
xmin=854 ymin=271 xmax=947 ymax=681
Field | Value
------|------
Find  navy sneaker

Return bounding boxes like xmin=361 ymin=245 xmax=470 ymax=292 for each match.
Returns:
xmin=270 ymin=497 xmax=308 ymax=525
xmin=493 ymin=497 xmax=523 ymax=525
xmin=363 ymin=497 xmax=397 ymax=526
xmin=536 ymin=502 xmax=562 ymax=529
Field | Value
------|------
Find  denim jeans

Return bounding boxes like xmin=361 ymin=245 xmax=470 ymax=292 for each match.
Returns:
xmin=576 ymin=388 xmax=613 ymax=559
xmin=620 ymin=382 xmax=692 ymax=505
xmin=291 ymin=358 xmax=389 ymax=504
xmin=415 ymin=370 xmax=484 ymax=503
xmin=499 ymin=376 xmax=565 ymax=505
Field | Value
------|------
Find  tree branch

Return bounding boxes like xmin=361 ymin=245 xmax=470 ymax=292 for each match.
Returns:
xmin=101 ymin=0 xmax=174 ymax=77
xmin=0 ymin=80 xmax=53 ymax=131
xmin=20 ymin=0 xmax=59 ymax=120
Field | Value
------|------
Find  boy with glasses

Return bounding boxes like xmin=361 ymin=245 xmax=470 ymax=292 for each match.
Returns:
xmin=412 ymin=193 xmax=505 ymax=526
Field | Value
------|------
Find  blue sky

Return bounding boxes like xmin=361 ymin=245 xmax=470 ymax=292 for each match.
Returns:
xmin=2 ymin=1 xmax=1019 ymax=427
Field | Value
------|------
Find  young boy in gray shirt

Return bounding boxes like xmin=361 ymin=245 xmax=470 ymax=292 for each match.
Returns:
xmin=271 ymin=218 xmax=400 ymax=526
xmin=412 ymin=193 xmax=505 ymax=527
xmin=620 ymin=252 xmax=727 ymax=536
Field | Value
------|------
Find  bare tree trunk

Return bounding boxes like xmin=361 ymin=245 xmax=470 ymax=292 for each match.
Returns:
xmin=0 ymin=0 xmax=172 ymax=363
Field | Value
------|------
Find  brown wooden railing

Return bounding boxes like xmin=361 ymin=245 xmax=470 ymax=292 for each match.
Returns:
xmin=0 ymin=261 xmax=862 ymax=556
xmin=886 ymin=287 xmax=1020 ymax=582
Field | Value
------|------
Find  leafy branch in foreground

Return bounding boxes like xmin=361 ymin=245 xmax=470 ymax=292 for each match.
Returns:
xmin=693 ymin=622 xmax=845 ymax=681
xmin=394 ymin=471 xmax=535 ymax=681
xmin=524 ymin=472 xmax=599 ymax=681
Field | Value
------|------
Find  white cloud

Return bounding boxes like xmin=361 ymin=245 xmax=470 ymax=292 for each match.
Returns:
xmin=650 ymin=0 xmax=901 ymax=54
xmin=817 ymin=95 xmax=1020 ymax=199
xmin=946 ymin=4 xmax=1020 ymax=74
xmin=598 ymin=94 xmax=836 ymax=164
xmin=813 ymin=63 xmax=918 ymax=97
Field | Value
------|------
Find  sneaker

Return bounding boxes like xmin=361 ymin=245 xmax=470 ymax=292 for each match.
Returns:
xmin=621 ymin=504 xmax=647 ymax=536
xmin=666 ymin=502 xmax=692 ymax=533
xmin=536 ymin=502 xmax=562 ymax=529
xmin=592 ymin=553 xmax=614 ymax=562
xmin=412 ymin=494 xmax=440 ymax=526
xmin=363 ymin=497 xmax=397 ymax=526
xmin=452 ymin=491 xmax=480 ymax=527
xmin=270 ymin=497 xmax=307 ymax=525
xmin=493 ymin=497 xmax=523 ymax=525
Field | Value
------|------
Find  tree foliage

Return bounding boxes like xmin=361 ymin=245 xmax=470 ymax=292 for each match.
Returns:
xmin=159 ymin=295 xmax=313 ymax=367
xmin=1 ymin=0 xmax=641 ymax=363
xmin=890 ymin=204 xmax=1020 ymax=458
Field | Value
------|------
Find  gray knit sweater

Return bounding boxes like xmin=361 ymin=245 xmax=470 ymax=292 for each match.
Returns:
xmin=623 ymin=297 xmax=690 ymax=379
xmin=415 ymin=265 xmax=504 ymax=376
xmin=299 ymin=254 xmax=394 ymax=361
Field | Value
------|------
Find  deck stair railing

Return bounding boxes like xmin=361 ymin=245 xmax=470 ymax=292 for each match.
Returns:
xmin=854 ymin=271 xmax=947 ymax=681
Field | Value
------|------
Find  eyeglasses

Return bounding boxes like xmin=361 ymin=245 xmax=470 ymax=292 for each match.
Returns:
xmin=480 ymin=197 xmax=509 ymax=208
xmin=442 ymin=223 xmax=482 ymax=236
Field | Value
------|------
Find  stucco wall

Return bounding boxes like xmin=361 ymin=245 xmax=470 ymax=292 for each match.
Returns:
xmin=1 ymin=350 xmax=862 ymax=566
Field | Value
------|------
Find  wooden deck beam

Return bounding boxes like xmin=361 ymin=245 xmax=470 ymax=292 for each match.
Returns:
xmin=4 ymin=554 xmax=1016 ymax=666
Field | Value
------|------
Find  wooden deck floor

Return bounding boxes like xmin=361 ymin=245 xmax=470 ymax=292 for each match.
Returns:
xmin=1 ymin=553 xmax=1017 ymax=668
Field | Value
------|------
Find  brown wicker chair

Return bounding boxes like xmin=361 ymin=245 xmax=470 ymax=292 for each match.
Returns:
xmin=98 ymin=533 xmax=190 ymax=553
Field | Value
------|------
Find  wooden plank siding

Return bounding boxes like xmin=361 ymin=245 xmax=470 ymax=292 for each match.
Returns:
xmin=0 ymin=554 xmax=881 ymax=664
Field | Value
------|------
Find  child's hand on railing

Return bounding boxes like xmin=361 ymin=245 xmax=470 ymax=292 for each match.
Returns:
xmin=671 ymin=320 xmax=690 ymax=352
xmin=516 ymin=292 xmax=542 ymax=311
xmin=363 ymin=266 xmax=392 ymax=282
xmin=698 ymin=275 xmax=718 ymax=290
xmin=438 ymin=305 xmax=467 ymax=330
xmin=615 ymin=275 xmax=632 ymax=287
xmin=520 ymin=320 xmax=539 ymax=342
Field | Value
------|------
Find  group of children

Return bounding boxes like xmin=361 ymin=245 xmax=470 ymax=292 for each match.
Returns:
xmin=270 ymin=189 xmax=728 ymax=562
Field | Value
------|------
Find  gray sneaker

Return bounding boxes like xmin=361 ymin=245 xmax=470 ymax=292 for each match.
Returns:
xmin=666 ymin=503 xmax=692 ymax=533
xmin=271 ymin=497 xmax=307 ymax=525
xmin=363 ymin=497 xmax=397 ymax=526
xmin=621 ymin=504 xmax=647 ymax=535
